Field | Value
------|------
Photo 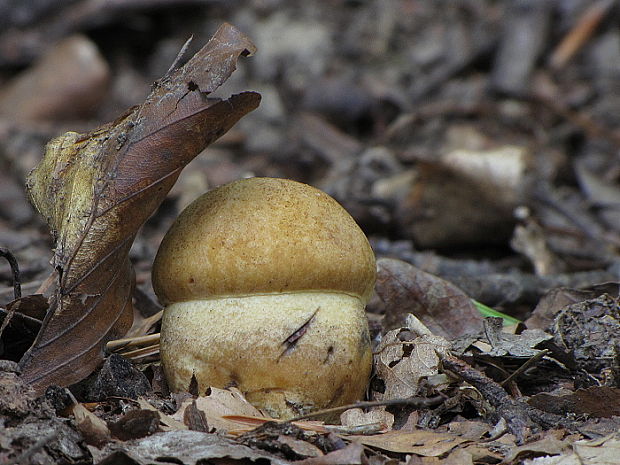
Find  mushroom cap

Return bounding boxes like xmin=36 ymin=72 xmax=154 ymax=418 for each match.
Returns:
xmin=152 ymin=177 xmax=376 ymax=305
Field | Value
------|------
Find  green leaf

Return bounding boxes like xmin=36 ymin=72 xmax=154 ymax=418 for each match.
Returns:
xmin=472 ymin=300 xmax=520 ymax=325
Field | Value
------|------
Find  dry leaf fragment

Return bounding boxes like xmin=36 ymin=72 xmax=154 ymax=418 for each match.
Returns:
xmin=503 ymin=430 xmax=569 ymax=463
xmin=136 ymin=398 xmax=188 ymax=432
xmin=443 ymin=447 xmax=474 ymax=465
xmin=572 ymin=433 xmax=620 ymax=465
xmin=528 ymin=387 xmax=620 ymax=419
xmin=276 ymin=435 xmax=325 ymax=459
xmin=173 ymin=387 xmax=267 ymax=434
xmin=183 ymin=400 xmax=210 ymax=432
xmin=97 ymin=430 xmax=290 ymax=465
xmin=373 ymin=325 xmax=450 ymax=401
xmin=108 ymin=409 xmax=160 ymax=441
xmin=376 ymin=258 xmax=483 ymax=337
xmin=294 ymin=442 xmax=364 ymax=465
xmin=340 ymin=408 xmax=394 ymax=430
xmin=71 ymin=402 xmax=112 ymax=447
xmin=459 ymin=317 xmax=551 ymax=358
xmin=346 ymin=430 xmax=467 ymax=455
xmin=18 ymin=23 xmax=260 ymax=394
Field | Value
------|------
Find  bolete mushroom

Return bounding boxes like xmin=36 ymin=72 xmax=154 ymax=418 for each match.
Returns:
xmin=152 ymin=177 xmax=375 ymax=419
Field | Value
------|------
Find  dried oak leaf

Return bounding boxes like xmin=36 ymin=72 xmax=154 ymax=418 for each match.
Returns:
xmin=18 ymin=23 xmax=261 ymax=394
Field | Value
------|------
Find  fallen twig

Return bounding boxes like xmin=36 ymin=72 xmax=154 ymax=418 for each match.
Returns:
xmin=500 ymin=349 xmax=550 ymax=387
xmin=550 ymin=0 xmax=614 ymax=69
xmin=287 ymin=396 xmax=445 ymax=422
xmin=106 ymin=333 xmax=161 ymax=352
xmin=0 ymin=247 xmax=21 ymax=300
xmin=440 ymin=354 xmax=534 ymax=444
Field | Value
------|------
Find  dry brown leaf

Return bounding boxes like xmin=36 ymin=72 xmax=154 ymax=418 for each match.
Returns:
xmin=572 ymin=433 xmax=620 ymax=464
xmin=340 ymin=407 xmax=394 ymax=430
xmin=374 ymin=329 xmax=449 ymax=400
xmin=125 ymin=310 xmax=163 ymax=339
xmin=108 ymin=409 xmax=160 ymax=441
xmin=71 ymin=402 xmax=111 ymax=446
xmin=137 ymin=398 xmax=188 ymax=432
xmin=376 ymin=258 xmax=484 ymax=337
xmin=459 ymin=444 xmax=503 ymax=463
xmin=276 ymin=435 xmax=324 ymax=459
xmin=442 ymin=447 xmax=474 ymax=465
xmin=173 ymin=387 xmax=268 ymax=433
xmin=18 ymin=23 xmax=260 ymax=394
xmin=525 ymin=284 xmax=619 ymax=331
xmin=528 ymin=387 xmax=620 ymax=419
xmin=346 ymin=430 xmax=467 ymax=455
xmin=183 ymin=399 xmax=210 ymax=432
xmin=503 ymin=430 xmax=569 ymax=463
xmin=96 ymin=430 xmax=290 ymax=465
xmin=446 ymin=420 xmax=491 ymax=441
xmin=294 ymin=442 xmax=364 ymax=465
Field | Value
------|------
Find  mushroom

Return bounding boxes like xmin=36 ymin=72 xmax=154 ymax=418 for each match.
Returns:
xmin=152 ymin=177 xmax=375 ymax=419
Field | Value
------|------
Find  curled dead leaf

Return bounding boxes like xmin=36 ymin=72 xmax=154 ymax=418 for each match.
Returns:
xmin=376 ymin=257 xmax=483 ymax=337
xmin=19 ymin=23 xmax=261 ymax=394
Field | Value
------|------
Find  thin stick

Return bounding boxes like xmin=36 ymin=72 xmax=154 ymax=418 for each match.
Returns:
xmin=0 ymin=247 xmax=21 ymax=299
xmin=119 ymin=344 xmax=160 ymax=360
xmin=287 ymin=396 xmax=444 ymax=422
xmin=0 ymin=248 xmax=22 ymax=342
xmin=105 ymin=333 xmax=160 ymax=351
xmin=500 ymin=349 xmax=550 ymax=387
xmin=550 ymin=0 xmax=614 ymax=69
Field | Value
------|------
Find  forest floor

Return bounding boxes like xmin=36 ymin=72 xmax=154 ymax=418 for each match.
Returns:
xmin=1 ymin=1 xmax=620 ymax=464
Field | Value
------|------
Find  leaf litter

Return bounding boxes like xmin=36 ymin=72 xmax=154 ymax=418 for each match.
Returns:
xmin=2 ymin=2 xmax=620 ymax=465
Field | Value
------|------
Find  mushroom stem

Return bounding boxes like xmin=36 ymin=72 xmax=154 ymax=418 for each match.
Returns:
xmin=161 ymin=292 xmax=371 ymax=419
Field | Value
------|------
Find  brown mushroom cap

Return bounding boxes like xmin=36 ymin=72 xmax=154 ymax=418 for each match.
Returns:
xmin=152 ymin=177 xmax=376 ymax=305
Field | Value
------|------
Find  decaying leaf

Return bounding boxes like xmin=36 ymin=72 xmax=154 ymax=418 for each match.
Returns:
xmin=528 ymin=387 xmax=620 ymax=419
xmin=454 ymin=317 xmax=551 ymax=358
xmin=373 ymin=323 xmax=450 ymax=401
xmin=137 ymin=398 xmax=187 ymax=432
xmin=553 ymin=294 xmax=620 ymax=374
xmin=572 ymin=433 xmax=620 ymax=464
xmin=502 ymin=430 xmax=569 ymax=463
xmin=96 ymin=430 xmax=290 ymax=465
xmin=376 ymin=257 xmax=484 ymax=337
xmin=18 ymin=23 xmax=261 ymax=394
xmin=108 ymin=409 xmax=160 ymax=441
xmin=340 ymin=407 xmax=394 ymax=430
xmin=345 ymin=429 xmax=468 ymax=455
xmin=71 ymin=402 xmax=111 ymax=446
xmin=294 ymin=442 xmax=364 ymax=465
xmin=524 ymin=283 xmax=620 ymax=331
xmin=173 ymin=387 xmax=267 ymax=434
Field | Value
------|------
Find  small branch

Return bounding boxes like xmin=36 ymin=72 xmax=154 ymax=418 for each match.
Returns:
xmin=549 ymin=0 xmax=614 ymax=69
xmin=500 ymin=349 xmax=550 ymax=387
xmin=0 ymin=247 xmax=22 ymax=300
xmin=441 ymin=354 xmax=534 ymax=444
xmin=106 ymin=333 xmax=161 ymax=352
xmin=287 ymin=396 xmax=444 ymax=422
